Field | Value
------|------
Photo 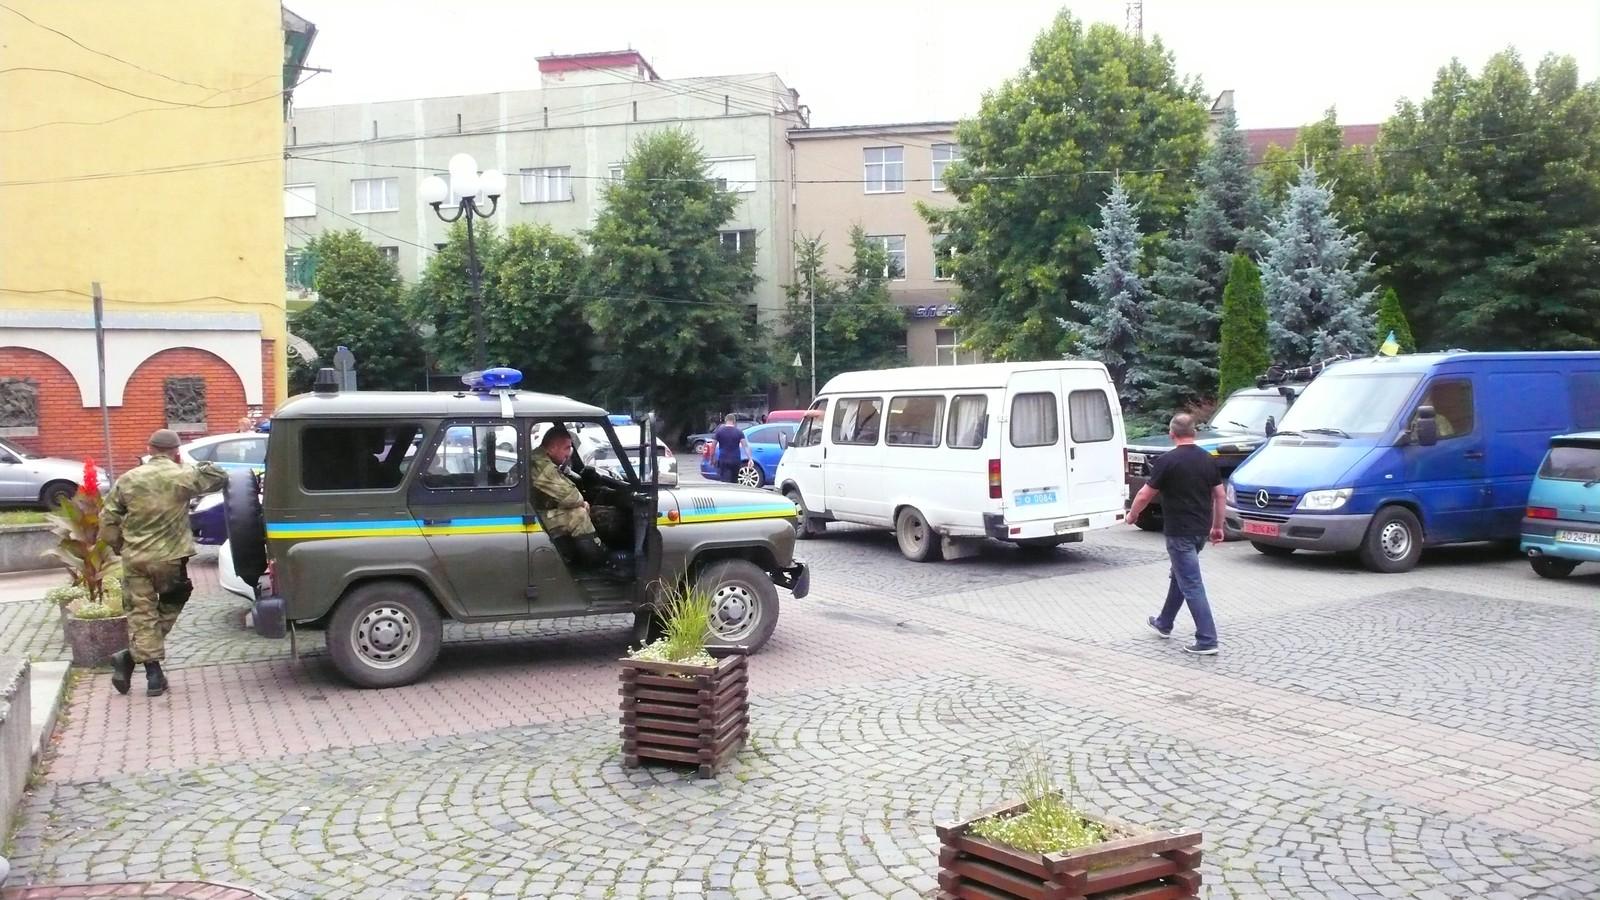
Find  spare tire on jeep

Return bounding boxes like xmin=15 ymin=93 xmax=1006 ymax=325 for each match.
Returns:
xmin=223 ymin=469 xmax=268 ymax=584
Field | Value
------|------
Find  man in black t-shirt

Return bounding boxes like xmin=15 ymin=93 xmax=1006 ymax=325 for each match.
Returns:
xmin=1126 ymin=413 xmax=1223 ymax=654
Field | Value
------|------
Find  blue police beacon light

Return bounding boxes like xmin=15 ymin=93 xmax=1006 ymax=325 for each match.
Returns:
xmin=609 ymin=414 xmax=634 ymax=426
xmin=462 ymin=367 xmax=524 ymax=392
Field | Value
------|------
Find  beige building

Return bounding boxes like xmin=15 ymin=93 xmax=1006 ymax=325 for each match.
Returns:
xmin=284 ymin=51 xmax=805 ymax=323
xmin=788 ymin=122 xmax=980 ymax=367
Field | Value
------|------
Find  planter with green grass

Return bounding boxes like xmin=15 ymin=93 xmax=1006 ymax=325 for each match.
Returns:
xmin=619 ymin=584 xmax=749 ymax=779
xmin=936 ymin=749 xmax=1202 ymax=899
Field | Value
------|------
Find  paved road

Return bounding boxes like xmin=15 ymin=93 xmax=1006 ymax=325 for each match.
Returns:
xmin=3 ymin=525 xmax=1596 ymax=899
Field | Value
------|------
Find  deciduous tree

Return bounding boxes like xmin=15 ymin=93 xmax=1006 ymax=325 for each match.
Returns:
xmin=291 ymin=230 xmax=425 ymax=392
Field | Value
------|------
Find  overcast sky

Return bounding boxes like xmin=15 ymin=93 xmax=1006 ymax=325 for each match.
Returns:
xmin=290 ymin=0 xmax=1600 ymax=129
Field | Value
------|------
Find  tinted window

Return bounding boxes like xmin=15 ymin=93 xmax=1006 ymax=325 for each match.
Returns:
xmin=1413 ymin=379 xmax=1474 ymax=440
xmin=886 ymin=395 xmax=944 ymax=447
xmin=794 ymin=401 xmax=827 ymax=448
xmin=832 ymin=398 xmax=883 ymax=446
xmin=1540 ymin=445 xmax=1600 ymax=482
xmin=422 ymin=424 xmax=520 ymax=490
xmin=211 ymin=438 xmax=266 ymax=465
xmin=746 ymin=426 xmax=782 ymax=444
xmin=1068 ymin=390 xmax=1114 ymax=443
xmin=1010 ymin=393 xmax=1058 ymax=447
xmin=1571 ymin=373 xmax=1600 ymax=430
xmin=186 ymin=443 xmax=215 ymax=461
xmin=947 ymin=395 xmax=988 ymax=449
xmin=302 ymin=425 xmax=422 ymax=491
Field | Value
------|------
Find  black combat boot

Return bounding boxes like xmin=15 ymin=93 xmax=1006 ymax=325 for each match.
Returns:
xmin=110 ymin=650 xmax=134 ymax=696
xmin=145 ymin=661 xmax=168 ymax=697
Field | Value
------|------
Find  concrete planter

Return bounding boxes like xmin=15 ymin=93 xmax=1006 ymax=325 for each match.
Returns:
xmin=0 ymin=657 xmax=31 ymax=848
xmin=63 ymin=614 xmax=128 ymax=667
xmin=0 ymin=523 xmax=56 ymax=574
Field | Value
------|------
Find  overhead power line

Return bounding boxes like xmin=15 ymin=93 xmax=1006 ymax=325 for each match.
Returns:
xmin=0 ymin=1 xmax=217 ymax=91
xmin=0 ymin=70 xmax=314 ymax=135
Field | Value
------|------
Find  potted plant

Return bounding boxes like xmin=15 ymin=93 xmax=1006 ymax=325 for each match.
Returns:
xmin=935 ymin=747 xmax=1203 ymax=899
xmin=619 ymin=584 xmax=749 ymax=779
xmin=46 ymin=460 xmax=127 ymax=667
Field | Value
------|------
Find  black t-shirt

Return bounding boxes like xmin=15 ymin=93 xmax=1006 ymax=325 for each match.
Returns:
xmin=1148 ymin=443 xmax=1222 ymax=536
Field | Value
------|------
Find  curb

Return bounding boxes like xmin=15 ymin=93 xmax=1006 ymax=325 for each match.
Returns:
xmin=27 ymin=661 xmax=68 ymax=763
xmin=1 ymin=880 xmax=279 ymax=899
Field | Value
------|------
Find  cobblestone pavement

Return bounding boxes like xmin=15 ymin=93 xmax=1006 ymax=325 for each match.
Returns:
xmin=4 ymin=526 xmax=1597 ymax=899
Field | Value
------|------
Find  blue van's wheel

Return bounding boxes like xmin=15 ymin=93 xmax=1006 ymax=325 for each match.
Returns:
xmin=1530 ymin=557 xmax=1578 ymax=579
xmin=1359 ymin=506 xmax=1423 ymax=573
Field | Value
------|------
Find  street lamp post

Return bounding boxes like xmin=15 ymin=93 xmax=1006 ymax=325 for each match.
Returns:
xmin=421 ymin=153 xmax=506 ymax=372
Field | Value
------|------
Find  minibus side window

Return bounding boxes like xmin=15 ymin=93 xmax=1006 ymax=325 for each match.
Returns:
xmin=832 ymin=397 xmax=883 ymax=446
xmin=947 ymin=395 xmax=988 ymax=448
xmin=793 ymin=400 xmax=827 ymax=448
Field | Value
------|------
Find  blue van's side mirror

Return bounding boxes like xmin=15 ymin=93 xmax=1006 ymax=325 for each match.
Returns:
xmin=1415 ymin=406 xmax=1439 ymax=447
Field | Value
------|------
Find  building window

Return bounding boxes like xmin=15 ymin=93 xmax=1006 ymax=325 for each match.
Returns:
xmin=351 ymin=177 xmax=399 ymax=213
xmin=933 ymin=234 xmax=955 ymax=280
xmin=864 ymin=146 xmax=904 ymax=193
xmin=931 ymin=142 xmax=962 ymax=191
xmin=607 ymin=163 xmax=626 ymax=182
xmin=719 ymin=230 xmax=756 ymax=255
xmin=868 ymin=234 xmax=906 ymax=280
xmin=434 ymin=242 xmax=448 ymax=252
xmin=935 ymin=328 xmax=981 ymax=366
xmin=0 ymin=377 xmax=39 ymax=437
xmin=164 ymin=377 xmax=207 ymax=433
xmin=284 ymin=183 xmax=316 ymax=218
xmin=520 ymin=166 xmax=572 ymax=203
xmin=706 ymin=156 xmax=757 ymax=193
xmin=378 ymin=246 xmax=399 ymax=265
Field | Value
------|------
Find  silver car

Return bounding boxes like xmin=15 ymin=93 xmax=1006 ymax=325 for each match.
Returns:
xmin=0 ymin=438 xmax=108 ymax=508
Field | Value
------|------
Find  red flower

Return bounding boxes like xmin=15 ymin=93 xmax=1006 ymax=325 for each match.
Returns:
xmin=81 ymin=458 xmax=99 ymax=497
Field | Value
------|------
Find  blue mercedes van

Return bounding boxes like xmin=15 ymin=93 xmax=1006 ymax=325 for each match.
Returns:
xmin=1225 ymin=352 xmax=1600 ymax=572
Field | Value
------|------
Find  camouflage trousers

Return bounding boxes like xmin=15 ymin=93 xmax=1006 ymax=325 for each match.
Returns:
xmin=123 ymin=558 xmax=193 ymax=663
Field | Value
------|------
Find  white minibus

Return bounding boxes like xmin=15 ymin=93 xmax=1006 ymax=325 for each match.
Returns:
xmin=774 ymin=362 xmax=1128 ymax=561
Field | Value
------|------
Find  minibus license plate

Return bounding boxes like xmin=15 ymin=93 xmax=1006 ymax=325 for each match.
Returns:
xmin=1242 ymin=521 xmax=1280 ymax=537
xmin=1556 ymin=529 xmax=1600 ymax=546
xmin=1054 ymin=518 xmax=1089 ymax=534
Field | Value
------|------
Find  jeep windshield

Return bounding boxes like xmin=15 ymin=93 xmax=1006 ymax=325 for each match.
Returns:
xmin=1276 ymin=374 xmax=1421 ymax=438
xmin=1207 ymin=394 xmax=1289 ymax=434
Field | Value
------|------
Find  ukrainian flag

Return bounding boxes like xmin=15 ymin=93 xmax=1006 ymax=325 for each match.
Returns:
xmin=1379 ymin=330 xmax=1401 ymax=357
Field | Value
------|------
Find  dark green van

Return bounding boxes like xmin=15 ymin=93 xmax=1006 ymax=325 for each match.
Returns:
xmin=223 ymin=376 xmax=808 ymax=688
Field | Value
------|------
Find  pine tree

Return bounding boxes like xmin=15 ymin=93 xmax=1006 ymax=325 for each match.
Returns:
xmin=1375 ymin=287 xmax=1417 ymax=353
xmin=1144 ymin=105 xmax=1268 ymax=408
xmin=1072 ymin=179 xmax=1149 ymax=406
xmin=1216 ymin=255 xmax=1269 ymax=398
xmin=1261 ymin=165 xmax=1377 ymax=365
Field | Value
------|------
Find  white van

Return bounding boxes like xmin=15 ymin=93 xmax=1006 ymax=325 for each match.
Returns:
xmin=774 ymin=362 xmax=1128 ymax=561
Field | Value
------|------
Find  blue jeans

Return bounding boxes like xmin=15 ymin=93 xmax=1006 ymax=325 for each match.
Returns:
xmin=1156 ymin=535 xmax=1218 ymax=647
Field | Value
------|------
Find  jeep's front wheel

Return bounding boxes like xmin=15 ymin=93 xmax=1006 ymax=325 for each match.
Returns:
xmin=327 ymin=581 xmax=443 ymax=688
xmin=696 ymin=559 xmax=779 ymax=654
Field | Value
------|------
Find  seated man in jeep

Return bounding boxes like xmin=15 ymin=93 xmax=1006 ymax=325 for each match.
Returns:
xmin=529 ymin=425 xmax=610 ymax=569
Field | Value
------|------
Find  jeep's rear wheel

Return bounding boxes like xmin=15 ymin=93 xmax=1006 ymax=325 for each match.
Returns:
xmin=222 ymin=469 xmax=268 ymax=584
xmin=696 ymin=559 xmax=779 ymax=654
xmin=327 ymin=582 xmax=443 ymax=688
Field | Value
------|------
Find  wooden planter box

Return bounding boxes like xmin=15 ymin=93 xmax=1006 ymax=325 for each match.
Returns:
xmin=618 ymin=653 xmax=748 ymax=779
xmin=936 ymin=798 xmax=1202 ymax=900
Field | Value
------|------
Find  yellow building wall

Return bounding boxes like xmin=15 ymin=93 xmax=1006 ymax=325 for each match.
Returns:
xmin=0 ymin=0 xmax=288 ymax=406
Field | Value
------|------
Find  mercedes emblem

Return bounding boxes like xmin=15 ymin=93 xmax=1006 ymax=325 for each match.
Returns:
xmin=1254 ymin=489 xmax=1270 ymax=509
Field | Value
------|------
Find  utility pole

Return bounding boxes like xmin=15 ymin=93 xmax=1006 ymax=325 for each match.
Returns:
xmin=808 ymin=276 xmax=817 ymax=400
xmin=91 ymin=282 xmax=114 ymax=479
xmin=1125 ymin=0 xmax=1144 ymax=40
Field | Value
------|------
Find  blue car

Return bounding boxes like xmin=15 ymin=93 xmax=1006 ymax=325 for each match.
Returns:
xmin=699 ymin=422 xmax=798 ymax=487
xmin=1226 ymin=351 xmax=1600 ymax=572
xmin=176 ymin=433 xmax=267 ymax=545
xmin=1521 ymin=431 xmax=1600 ymax=579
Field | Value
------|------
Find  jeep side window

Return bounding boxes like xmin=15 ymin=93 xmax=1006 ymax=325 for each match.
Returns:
xmin=422 ymin=424 xmax=521 ymax=490
xmin=794 ymin=400 xmax=827 ymax=448
xmin=301 ymin=424 xmax=421 ymax=492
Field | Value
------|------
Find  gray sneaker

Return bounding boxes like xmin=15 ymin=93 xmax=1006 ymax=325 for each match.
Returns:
xmin=1183 ymin=642 xmax=1219 ymax=656
xmin=1146 ymin=617 xmax=1172 ymax=639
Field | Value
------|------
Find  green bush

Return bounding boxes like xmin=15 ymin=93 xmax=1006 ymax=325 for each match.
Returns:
xmin=70 ymin=603 xmax=120 ymax=621
xmin=970 ymin=744 xmax=1105 ymax=854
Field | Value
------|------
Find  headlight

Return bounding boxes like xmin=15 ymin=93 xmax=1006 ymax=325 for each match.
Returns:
xmin=1298 ymin=488 xmax=1353 ymax=511
xmin=1225 ymin=483 xmax=1237 ymax=505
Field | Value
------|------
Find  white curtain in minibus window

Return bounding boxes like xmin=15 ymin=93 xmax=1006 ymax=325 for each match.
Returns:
xmin=1068 ymin=390 xmax=1114 ymax=442
xmin=947 ymin=395 xmax=988 ymax=448
xmin=1011 ymin=392 xmax=1059 ymax=447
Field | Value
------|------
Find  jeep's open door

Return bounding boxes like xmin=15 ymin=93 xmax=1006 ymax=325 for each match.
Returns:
xmin=632 ymin=413 xmax=663 ymax=592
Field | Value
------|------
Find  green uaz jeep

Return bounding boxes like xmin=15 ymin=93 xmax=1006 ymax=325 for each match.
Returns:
xmin=223 ymin=370 xmax=809 ymax=688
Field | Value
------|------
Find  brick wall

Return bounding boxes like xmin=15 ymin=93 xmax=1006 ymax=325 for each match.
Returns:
xmin=0 ymin=343 xmax=257 ymax=478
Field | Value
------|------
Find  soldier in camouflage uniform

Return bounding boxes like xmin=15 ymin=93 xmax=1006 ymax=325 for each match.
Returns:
xmin=101 ymin=429 xmax=228 ymax=696
xmin=529 ymin=426 xmax=608 ymax=569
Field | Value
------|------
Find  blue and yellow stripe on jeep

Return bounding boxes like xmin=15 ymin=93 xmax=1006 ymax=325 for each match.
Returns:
xmin=267 ymin=500 xmax=796 ymax=542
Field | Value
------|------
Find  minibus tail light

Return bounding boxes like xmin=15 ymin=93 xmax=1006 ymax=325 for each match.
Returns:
xmin=988 ymin=459 xmax=1001 ymax=499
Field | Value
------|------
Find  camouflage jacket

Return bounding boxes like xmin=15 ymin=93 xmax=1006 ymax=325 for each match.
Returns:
xmin=101 ymin=457 xmax=228 ymax=567
xmin=529 ymin=448 xmax=592 ymax=537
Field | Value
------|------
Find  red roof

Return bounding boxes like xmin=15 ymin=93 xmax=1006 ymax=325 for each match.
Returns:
xmin=1243 ymin=123 xmax=1381 ymax=164
xmin=537 ymin=50 xmax=658 ymax=81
